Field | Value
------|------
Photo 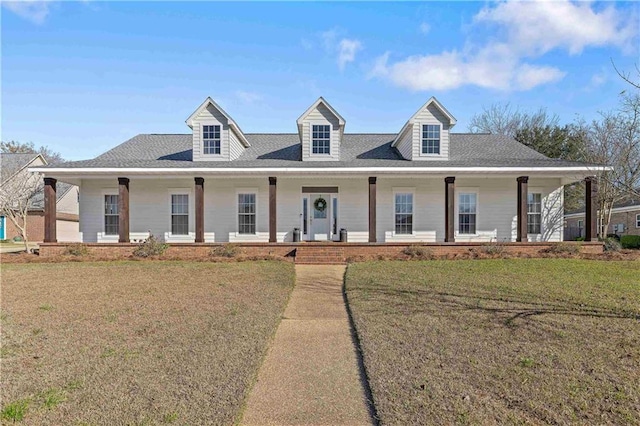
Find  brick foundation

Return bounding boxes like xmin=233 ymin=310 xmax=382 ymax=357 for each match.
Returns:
xmin=38 ymin=241 xmax=603 ymax=260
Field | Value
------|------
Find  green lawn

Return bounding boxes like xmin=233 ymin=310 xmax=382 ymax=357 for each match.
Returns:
xmin=345 ymin=259 xmax=640 ymax=425
xmin=1 ymin=261 xmax=295 ymax=425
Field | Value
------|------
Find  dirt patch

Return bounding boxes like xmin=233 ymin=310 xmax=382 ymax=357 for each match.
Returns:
xmin=1 ymin=261 xmax=295 ymax=425
xmin=345 ymin=259 xmax=640 ymax=425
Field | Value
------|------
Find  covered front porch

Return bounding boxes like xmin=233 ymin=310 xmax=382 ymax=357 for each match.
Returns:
xmin=40 ymin=171 xmax=600 ymax=245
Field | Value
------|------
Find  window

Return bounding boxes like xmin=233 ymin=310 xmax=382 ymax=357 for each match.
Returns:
xmin=332 ymin=197 xmax=338 ymax=235
xmin=577 ymin=219 xmax=584 ymax=229
xmin=104 ymin=194 xmax=119 ymax=235
xmin=238 ymin=193 xmax=256 ymax=234
xmin=458 ymin=193 xmax=477 ymax=234
xmin=171 ymin=194 xmax=189 ymax=235
xmin=203 ymin=125 xmax=221 ymax=155
xmin=527 ymin=193 xmax=542 ymax=234
xmin=636 ymin=214 xmax=640 ymax=228
xmin=312 ymin=124 xmax=331 ymax=155
xmin=395 ymin=192 xmax=413 ymax=235
xmin=302 ymin=198 xmax=308 ymax=235
xmin=421 ymin=124 xmax=440 ymax=155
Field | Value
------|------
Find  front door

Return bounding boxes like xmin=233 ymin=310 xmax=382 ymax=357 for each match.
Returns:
xmin=309 ymin=194 xmax=330 ymax=240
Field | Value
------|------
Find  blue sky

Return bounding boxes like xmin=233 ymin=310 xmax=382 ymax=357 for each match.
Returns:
xmin=2 ymin=1 xmax=639 ymax=161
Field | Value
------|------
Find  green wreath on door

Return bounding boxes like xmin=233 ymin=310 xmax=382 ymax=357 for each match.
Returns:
xmin=314 ymin=197 xmax=327 ymax=212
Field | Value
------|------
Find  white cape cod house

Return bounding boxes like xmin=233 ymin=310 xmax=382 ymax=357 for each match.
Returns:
xmin=33 ymin=97 xmax=603 ymax=245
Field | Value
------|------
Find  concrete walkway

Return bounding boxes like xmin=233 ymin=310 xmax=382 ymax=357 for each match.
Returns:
xmin=241 ymin=265 xmax=375 ymax=426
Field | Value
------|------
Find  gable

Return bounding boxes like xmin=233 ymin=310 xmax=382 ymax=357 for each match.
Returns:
xmin=296 ymin=98 xmax=345 ymax=162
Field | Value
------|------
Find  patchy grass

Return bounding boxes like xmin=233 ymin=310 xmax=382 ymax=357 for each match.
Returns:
xmin=345 ymin=259 xmax=640 ymax=425
xmin=1 ymin=261 xmax=295 ymax=425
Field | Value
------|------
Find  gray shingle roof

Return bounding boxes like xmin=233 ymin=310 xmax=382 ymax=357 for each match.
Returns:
xmin=1 ymin=153 xmax=41 ymax=182
xmin=42 ymin=133 xmax=595 ymax=169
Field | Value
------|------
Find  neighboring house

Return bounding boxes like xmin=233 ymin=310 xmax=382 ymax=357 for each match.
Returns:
xmin=0 ymin=153 xmax=80 ymax=242
xmin=33 ymin=97 xmax=604 ymax=244
xmin=565 ymin=197 xmax=640 ymax=240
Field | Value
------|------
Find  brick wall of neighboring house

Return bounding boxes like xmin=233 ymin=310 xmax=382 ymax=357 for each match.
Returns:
xmin=566 ymin=208 xmax=640 ymax=240
xmin=3 ymin=211 xmax=80 ymax=242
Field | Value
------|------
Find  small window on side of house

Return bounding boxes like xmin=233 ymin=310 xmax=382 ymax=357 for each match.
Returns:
xmin=458 ymin=193 xmax=477 ymax=234
xmin=238 ymin=193 xmax=256 ymax=234
xmin=395 ymin=192 xmax=413 ymax=235
xmin=203 ymin=125 xmax=221 ymax=155
xmin=171 ymin=194 xmax=189 ymax=235
xmin=421 ymin=124 xmax=440 ymax=155
xmin=104 ymin=194 xmax=119 ymax=235
xmin=636 ymin=214 xmax=640 ymax=228
xmin=527 ymin=193 xmax=542 ymax=234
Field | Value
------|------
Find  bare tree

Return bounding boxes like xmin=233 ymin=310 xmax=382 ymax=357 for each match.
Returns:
xmin=612 ymin=60 xmax=640 ymax=90
xmin=0 ymin=161 xmax=45 ymax=252
xmin=586 ymin=93 xmax=640 ymax=237
xmin=1 ymin=140 xmax=65 ymax=165
xmin=468 ymin=103 xmax=560 ymax=138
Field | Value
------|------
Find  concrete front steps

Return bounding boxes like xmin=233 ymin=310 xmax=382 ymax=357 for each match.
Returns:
xmin=295 ymin=245 xmax=346 ymax=264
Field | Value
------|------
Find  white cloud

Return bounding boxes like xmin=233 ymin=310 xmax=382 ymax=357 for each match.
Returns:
xmin=337 ymin=39 xmax=362 ymax=71
xmin=235 ymin=90 xmax=262 ymax=104
xmin=2 ymin=0 xmax=53 ymax=24
xmin=320 ymin=29 xmax=363 ymax=70
xmin=371 ymin=0 xmax=638 ymax=92
xmin=419 ymin=22 xmax=430 ymax=35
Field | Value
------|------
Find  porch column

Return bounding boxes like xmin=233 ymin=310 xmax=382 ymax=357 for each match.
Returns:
xmin=369 ymin=177 xmax=377 ymax=242
xmin=516 ymin=176 xmax=529 ymax=242
xmin=444 ymin=177 xmax=455 ymax=242
xmin=269 ymin=177 xmax=277 ymax=243
xmin=195 ymin=177 xmax=204 ymax=243
xmin=585 ymin=176 xmax=598 ymax=241
xmin=43 ymin=177 xmax=57 ymax=243
xmin=118 ymin=177 xmax=130 ymax=243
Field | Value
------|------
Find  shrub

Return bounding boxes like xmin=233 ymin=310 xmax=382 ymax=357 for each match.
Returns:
xmin=64 ymin=243 xmax=89 ymax=257
xmin=402 ymin=245 xmax=434 ymax=260
xmin=480 ymin=241 xmax=506 ymax=255
xmin=133 ymin=234 xmax=168 ymax=258
xmin=603 ymin=237 xmax=622 ymax=252
xmin=620 ymin=235 xmax=640 ymax=249
xmin=210 ymin=244 xmax=240 ymax=258
xmin=543 ymin=242 xmax=581 ymax=254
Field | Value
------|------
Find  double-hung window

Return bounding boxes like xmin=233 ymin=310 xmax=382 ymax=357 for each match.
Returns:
xmin=395 ymin=192 xmax=413 ymax=235
xmin=104 ymin=194 xmax=119 ymax=235
xmin=312 ymin=124 xmax=331 ymax=155
xmin=203 ymin=125 xmax=221 ymax=155
xmin=527 ymin=193 xmax=542 ymax=234
xmin=458 ymin=193 xmax=477 ymax=234
xmin=421 ymin=124 xmax=440 ymax=155
xmin=238 ymin=193 xmax=256 ymax=234
xmin=171 ymin=194 xmax=189 ymax=235
xmin=636 ymin=214 xmax=640 ymax=228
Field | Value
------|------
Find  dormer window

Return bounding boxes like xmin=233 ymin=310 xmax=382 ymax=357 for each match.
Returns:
xmin=203 ymin=125 xmax=221 ymax=155
xmin=421 ymin=124 xmax=440 ymax=155
xmin=312 ymin=124 xmax=331 ymax=155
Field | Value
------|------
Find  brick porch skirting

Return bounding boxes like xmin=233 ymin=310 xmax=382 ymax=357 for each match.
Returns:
xmin=38 ymin=241 xmax=603 ymax=260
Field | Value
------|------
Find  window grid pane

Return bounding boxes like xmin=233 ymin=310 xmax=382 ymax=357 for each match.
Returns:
xmin=312 ymin=124 xmax=331 ymax=154
xmin=421 ymin=124 xmax=440 ymax=154
xmin=458 ymin=193 xmax=477 ymax=234
xmin=203 ymin=125 xmax=221 ymax=155
xmin=238 ymin=193 xmax=256 ymax=234
xmin=171 ymin=194 xmax=189 ymax=235
xmin=104 ymin=195 xmax=119 ymax=235
xmin=527 ymin=193 xmax=542 ymax=234
xmin=395 ymin=193 xmax=413 ymax=235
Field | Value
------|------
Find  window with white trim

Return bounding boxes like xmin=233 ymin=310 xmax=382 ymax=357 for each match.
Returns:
xmin=421 ymin=124 xmax=440 ymax=155
xmin=577 ymin=219 xmax=584 ymax=229
xmin=238 ymin=193 xmax=256 ymax=234
xmin=458 ymin=193 xmax=477 ymax=234
xmin=104 ymin=195 xmax=119 ymax=235
xmin=527 ymin=193 xmax=542 ymax=234
xmin=395 ymin=192 xmax=413 ymax=235
xmin=170 ymin=194 xmax=189 ymax=235
xmin=636 ymin=214 xmax=640 ymax=228
xmin=203 ymin=125 xmax=221 ymax=155
xmin=312 ymin=124 xmax=330 ymax=154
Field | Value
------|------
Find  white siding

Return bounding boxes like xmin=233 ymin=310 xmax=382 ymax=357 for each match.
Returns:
xmin=192 ymin=104 xmax=230 ymax=161
xmin=301 ymin=103 xmax=341 ymax=162
xmin=411 ymin=103 xmax=450 ymax=161
xmin=395 ymin=127 xmax=413 ymax=160
xmin=78 ymin=176 xmax=565 ymax=243
xmin=229 ymin=129 xmax=245 ymax=160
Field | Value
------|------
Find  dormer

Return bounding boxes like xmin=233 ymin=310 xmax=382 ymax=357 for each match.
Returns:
xmin=392 ymin=97 xmax=456 ymax=161
xmin=297 ymin=97 xmax=345 ymax=161
xmin=186 ymin=97 xmax=250 ymax=161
